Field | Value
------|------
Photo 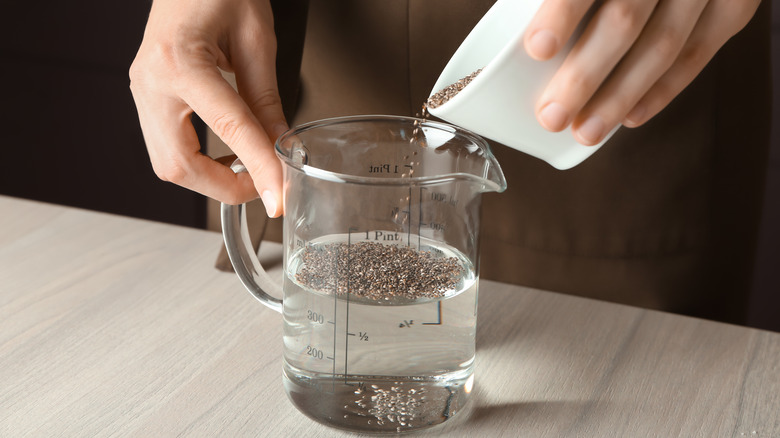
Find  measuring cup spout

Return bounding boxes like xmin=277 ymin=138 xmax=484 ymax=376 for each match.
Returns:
xmin=466 ymin=149 xmax=507 ymax=194
xmin=424 ymin=134 xmax=507 ymax=195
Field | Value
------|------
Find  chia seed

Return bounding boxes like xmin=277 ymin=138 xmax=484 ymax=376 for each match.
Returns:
xmin=294 ymin=241 xmax=463 ymax=301
xmin=426 ymin=68 xmax=484 ymax=110
xmin=361 ymin=383 xmax=424 ymax=429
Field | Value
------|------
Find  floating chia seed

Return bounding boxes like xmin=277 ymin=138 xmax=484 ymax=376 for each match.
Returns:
xmin=426 ymin=68 xmax=484 ymax=110
xmin=294 ymin=241 xmax=463 ymax=301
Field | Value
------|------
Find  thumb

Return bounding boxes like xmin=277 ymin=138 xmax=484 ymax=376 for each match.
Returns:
xmin=231 ymin=7 xmax=288 ymax=217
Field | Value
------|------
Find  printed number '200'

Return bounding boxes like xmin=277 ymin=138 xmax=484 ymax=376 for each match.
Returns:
xmin=306 ymin=345 xmax=324 ymax=359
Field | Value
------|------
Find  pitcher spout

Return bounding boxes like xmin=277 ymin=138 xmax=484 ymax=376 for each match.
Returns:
xmin=417 ymin=122 xmax=507 ymax=194
xmin=471 ymin=146 xmax=507 ymax=194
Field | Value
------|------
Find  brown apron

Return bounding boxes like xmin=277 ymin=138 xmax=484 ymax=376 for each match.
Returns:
xmin=222 ymin=0 xmax=770 ymax=325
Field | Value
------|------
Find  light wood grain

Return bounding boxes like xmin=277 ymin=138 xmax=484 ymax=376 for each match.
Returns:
xmin=1 ymin=196 xmax=778 ymax=437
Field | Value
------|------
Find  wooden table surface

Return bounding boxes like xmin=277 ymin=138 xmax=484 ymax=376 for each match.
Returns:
xmin=1 ymin=195 xmax=779 ymax=437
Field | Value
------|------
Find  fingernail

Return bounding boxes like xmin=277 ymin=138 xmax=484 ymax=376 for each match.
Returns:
xmin=577 ymin=115 xmax=606 ymax=145
xmin=624 ymin=104 xmax=646 ymax=127
xmin=260 ymin=190 xmax=277 ymax=217
xmin=539 ymin=102 xmax=569 ymax=132
xmin=527 ymin=29 xmax=558 ymax=60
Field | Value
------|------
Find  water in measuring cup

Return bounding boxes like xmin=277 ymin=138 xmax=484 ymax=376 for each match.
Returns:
xmin=282 ymin=234 xmax=477 ymax=433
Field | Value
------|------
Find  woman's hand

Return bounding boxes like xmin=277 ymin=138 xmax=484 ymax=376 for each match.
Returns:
xmin=130 ymin=0 xmax=285 ymax=216
xmin=525 ymin=0 xmax=762 ymax=145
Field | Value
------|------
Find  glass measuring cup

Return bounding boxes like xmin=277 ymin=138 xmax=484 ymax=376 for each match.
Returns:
xmin=221 ymin=115 xmax=506 ymax=433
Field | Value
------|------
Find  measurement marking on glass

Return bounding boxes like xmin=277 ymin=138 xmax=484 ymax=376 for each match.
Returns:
xmin=408 ymin=185 xmax=413 ymax=246
xmin=331 ymin=262 xmax=338 ymax=391
xmin=419 ymin=187 xmax=426 ymax=249
xmin=348 ymin=332 xmax=369 ymax=341
xmin=344 ymin=227 xmax=357 ymax=385
xmin=405 ymin=165 xmax=413 ymax=246
xmin=422 ymin=301 xmax=443 ymax=325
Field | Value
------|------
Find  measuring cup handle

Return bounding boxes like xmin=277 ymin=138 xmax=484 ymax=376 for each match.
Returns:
xmin=220 ymin=160 xmax=283 ymax=313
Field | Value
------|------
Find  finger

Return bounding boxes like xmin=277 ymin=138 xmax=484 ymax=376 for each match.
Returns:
xmin=622 ymin=0 xmax=761 ymax=128
xmin=131 ymin=82 xmax=260 ymax=204
xmin=179 ymin=62 xmax=284 ymax=217
xmin=182 ymin=153 xmax=260 ymax=205
xmin=229 ymin=0 xmax=287 ymax=217
xmin=214 ymin=154 xmax=240 ymax=167
xmin=570 ymin=0 xmax=709 ymax=145
xmin=231 ymin=4 xmax=290 ymax=145
xmin=524 ymin=0 xmax=595 ymax=61
xmin=535 ymin=0 xmax=658 ymax=133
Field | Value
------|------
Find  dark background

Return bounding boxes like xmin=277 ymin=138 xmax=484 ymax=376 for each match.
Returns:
xmin=0 ymin=1 xmax=207 ymax=228
xmin=0 ymin=1 xmax=777 ymax=331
